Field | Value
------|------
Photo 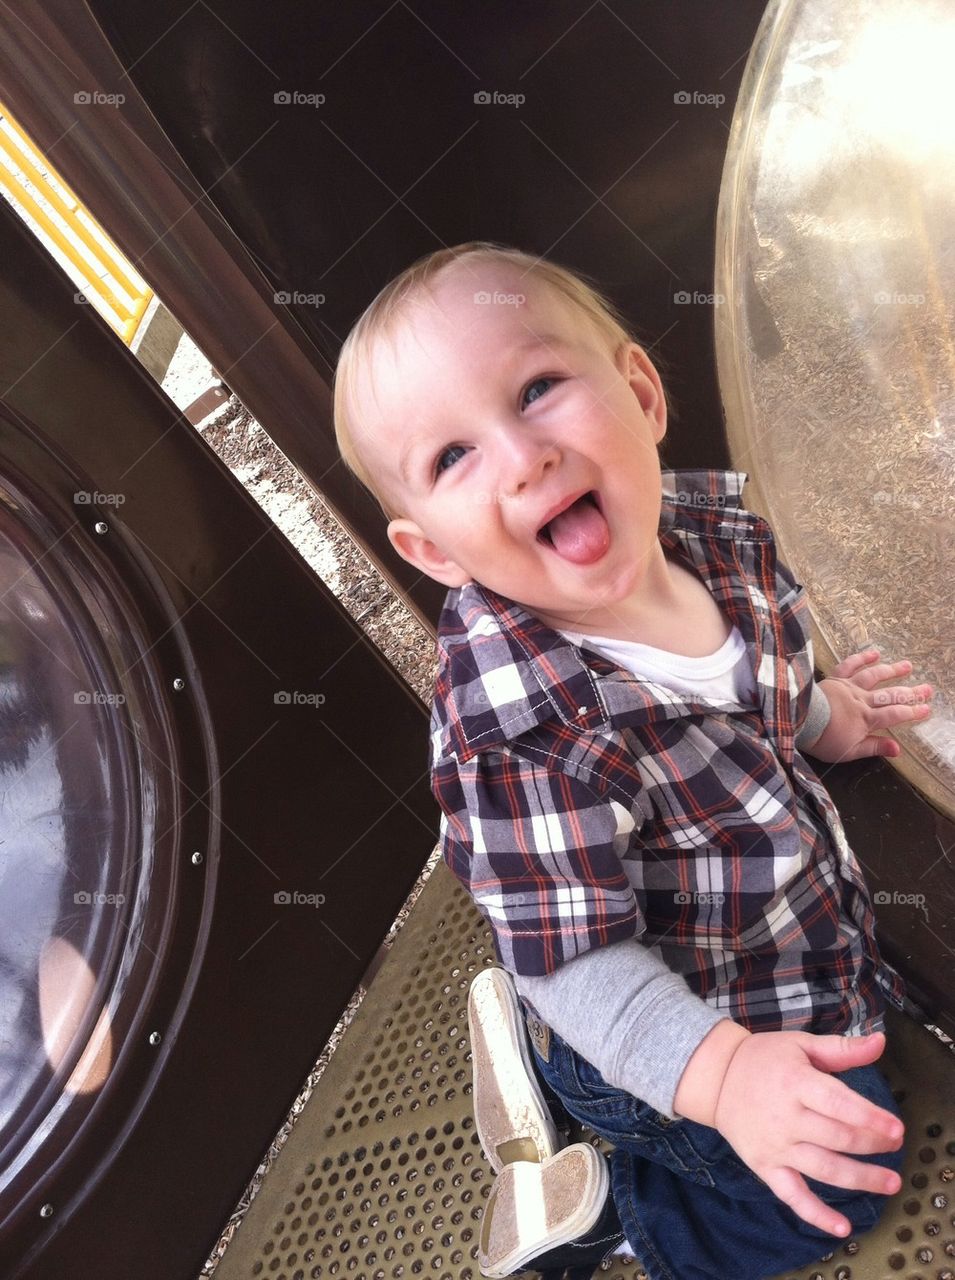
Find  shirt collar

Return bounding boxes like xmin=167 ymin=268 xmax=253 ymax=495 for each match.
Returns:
xmin=432 ymin=469 xmax=772 ymax=763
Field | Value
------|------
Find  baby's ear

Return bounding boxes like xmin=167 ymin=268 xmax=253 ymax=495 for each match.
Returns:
xmin=386 ymin=518 xmax=471 ymax=588
xmin=620 ymin=342 xmax=667 ymax=441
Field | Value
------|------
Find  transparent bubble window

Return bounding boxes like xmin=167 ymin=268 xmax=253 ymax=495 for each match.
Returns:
xmin=0 ymin=480 xmax=158 ymax=1198
xmin=716 ymin=0 xmax=955 ymax=815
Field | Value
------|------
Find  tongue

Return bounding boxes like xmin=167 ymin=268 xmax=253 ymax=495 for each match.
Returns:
xmin=545 ymin=495 xmax=610 ymax=564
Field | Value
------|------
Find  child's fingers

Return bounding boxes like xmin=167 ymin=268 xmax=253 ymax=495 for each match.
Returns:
xmin=831 ymin=648 xmax=885 ymax=679
xmin=762 ymin=1166 xmax=853 ymax=1238
xmin=800 ymin=1078 xmax=904 ymax=1146
xmin=795 ymin=1110 xmax=904 ymax=1156
xmin=789 ymin=1144 xmax=903 ymax=1197
xmin=871 ymin=683 xmax=933 ymax=714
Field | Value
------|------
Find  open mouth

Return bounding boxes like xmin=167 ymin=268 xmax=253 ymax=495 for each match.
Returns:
xmin=536 ymin=490 xmax=601 ymax=546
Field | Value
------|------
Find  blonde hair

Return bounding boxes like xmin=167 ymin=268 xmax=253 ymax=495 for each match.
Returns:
xmin=332 ymin=240 xmax=670 ymax=521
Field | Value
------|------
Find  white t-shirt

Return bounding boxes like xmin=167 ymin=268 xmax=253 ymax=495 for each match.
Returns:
xmin=556 ymin=621 xmax=760 ymax=708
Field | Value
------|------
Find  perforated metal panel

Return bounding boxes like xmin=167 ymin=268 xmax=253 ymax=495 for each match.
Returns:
xmin=211 ymin=858 xmax=955 ymax=1280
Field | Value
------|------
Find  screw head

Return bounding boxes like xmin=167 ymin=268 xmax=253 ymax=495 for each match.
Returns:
xmin=148 ymin=1031 xmax=161 ymax=1046
xmin=39 ymin=1203 xmax=53 ymax=1219
xmin=191 ymin=851 xmax=203 ymax=865
xmin=94 ymin=521 xmax=108 ymax=535
xmin=172 ymin=678 xmax=185 ymax=691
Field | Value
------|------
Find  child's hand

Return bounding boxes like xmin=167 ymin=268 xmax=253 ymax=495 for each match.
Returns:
xmin=674 ymin=1023 xmax=905 ymax=1235
xmin=711 ymin=1029 xmax=904 ymax=1237
xmin=803 ymin=648 xmax=933 ymax=763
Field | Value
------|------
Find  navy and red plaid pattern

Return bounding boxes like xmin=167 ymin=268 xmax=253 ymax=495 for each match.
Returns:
xmin=429 ymin=469 xmax=904 ymax=1035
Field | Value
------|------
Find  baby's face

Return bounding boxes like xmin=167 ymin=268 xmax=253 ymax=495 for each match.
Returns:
xmin=353 ymin=264 xmax=668 ymax=632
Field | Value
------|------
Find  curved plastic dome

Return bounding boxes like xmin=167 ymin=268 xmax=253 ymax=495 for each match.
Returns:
xmin=716 ymin=0 xmax=955 ymax=816
xmin=0 ymin=478 xmax=162 ymax=1199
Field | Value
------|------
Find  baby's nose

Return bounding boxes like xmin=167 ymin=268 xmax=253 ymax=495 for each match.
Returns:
xmin=502 ymin=436 xmax=559 ymax=495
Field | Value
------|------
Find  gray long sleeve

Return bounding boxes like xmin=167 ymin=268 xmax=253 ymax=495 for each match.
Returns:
xmin=796 ymin=678 xmax=832 ymax=752
xmin=513 ymin=937 xmax=726 ymax=1120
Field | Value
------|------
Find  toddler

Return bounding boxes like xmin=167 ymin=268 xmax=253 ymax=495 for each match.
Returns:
xmin=332 ymin=241 xmax=934 ymax=1280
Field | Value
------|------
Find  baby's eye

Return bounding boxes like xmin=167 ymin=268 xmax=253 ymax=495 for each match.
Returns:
xmin=522 ymin=376 xmax=555 ymax=408
xmin=434 ymin=444 xmax=469 ymax=477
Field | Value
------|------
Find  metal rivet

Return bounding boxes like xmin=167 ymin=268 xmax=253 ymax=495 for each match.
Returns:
xmin=926 ymin=1219 xmax=941 ymax=1235
xmin=39 ymin=1204 xmax=53 ymax=1219
xmin=577 ymin=705 xmax=587 ymax=715
xmin=916 ymin=1246 xmax=933 ymax=1263
xmin=946 ymin=1239 xmax=955 ymax=1256
xmin=149 ymin=1031 xmax=161 ymax=1046
xmin=191 ymin=851 xmax=203 ymax=865
xmin=94 ymin=521 xmax=108 ymax=535
xmin=942 ymin=1168 xmax=955 ymax=1183
xmin=834 ymin=1265 xmax=851 ymax=1280
xmin=843 ymin=1239 xmax=860 ymax=1254
xmin=172 ymin=678 xmax=185 ymax=691
xmin=934 ymin=1193 xmax=950 ymax=1208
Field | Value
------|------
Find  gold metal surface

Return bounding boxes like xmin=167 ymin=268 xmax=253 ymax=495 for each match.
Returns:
xmin=211 ymin=858 xmax=955 ymax=1280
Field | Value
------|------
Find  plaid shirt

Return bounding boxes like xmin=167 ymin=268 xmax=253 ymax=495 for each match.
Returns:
xmin=429 ymin=469 xmax=905 ymax=1035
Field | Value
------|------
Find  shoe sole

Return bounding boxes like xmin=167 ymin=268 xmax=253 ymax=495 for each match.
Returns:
xmin=477 ymin=1142 xmax=610 ymax=1278
xmin=468 ymin=967 xmax=560 ymax=1173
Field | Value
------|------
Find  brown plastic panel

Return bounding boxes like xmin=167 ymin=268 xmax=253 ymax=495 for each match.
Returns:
xmin=0 ymin=197 xmax=436 ymax=1277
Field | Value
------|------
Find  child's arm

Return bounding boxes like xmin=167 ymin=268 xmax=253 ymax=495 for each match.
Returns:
xmin=513 ymin=935 xmax=728 ymax=1118
xmin=673 ymin=1022 xmax=903 ymax=1237
xmin=798 ymin=648 xmax=933 ymax=760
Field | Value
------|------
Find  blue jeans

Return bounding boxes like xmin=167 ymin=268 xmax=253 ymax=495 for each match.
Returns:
xmin=527 ymin=1018 xmax=906 ymax=1280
